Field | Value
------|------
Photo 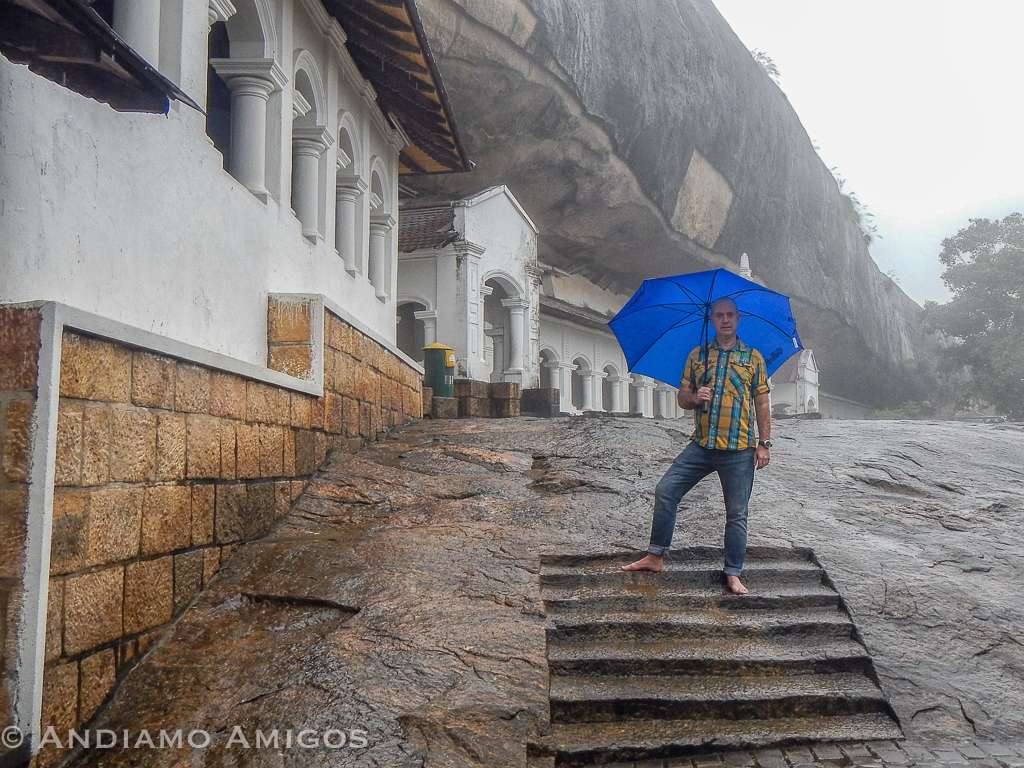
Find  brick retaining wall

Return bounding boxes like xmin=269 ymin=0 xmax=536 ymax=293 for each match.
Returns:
xmin=0 ymin=300 xmax=422 ymax=765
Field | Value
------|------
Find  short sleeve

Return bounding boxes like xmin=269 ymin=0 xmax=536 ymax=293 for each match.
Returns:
xmin=751 ymin=351 xmax=771 ymax=396
xmin=679 ymin=348 xmax=699 ymax=391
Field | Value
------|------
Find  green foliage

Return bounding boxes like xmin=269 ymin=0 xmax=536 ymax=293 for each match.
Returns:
xmin=750 ymin=49 xmax=781 ymax=85
xmin=830 ymin=169 xmax=880 ymax=246
xmin=923 ymin=212 xmax=1024 ymax=417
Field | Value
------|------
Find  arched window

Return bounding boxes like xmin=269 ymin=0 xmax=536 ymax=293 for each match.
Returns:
xmin=367 ymin=166 xmax=393 ymax=300
xmin=334 ymin=118 xmax=363 ymax=273
xmin=206 ymin=0 xmax=284 ymax=201
xmin=289 ymin=60 xmax=330 ymax=241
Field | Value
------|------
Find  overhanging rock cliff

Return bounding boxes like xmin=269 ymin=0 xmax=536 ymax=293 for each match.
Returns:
xmin=408 ymin=0 xmax=923 ymax=405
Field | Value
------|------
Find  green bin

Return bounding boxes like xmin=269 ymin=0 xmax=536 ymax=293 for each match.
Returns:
xmin=423 ymin=342 xmax=456 ymax=397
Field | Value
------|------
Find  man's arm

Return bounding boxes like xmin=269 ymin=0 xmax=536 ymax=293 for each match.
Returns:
xmin=754 ymin=392 xmax=771 ymax=440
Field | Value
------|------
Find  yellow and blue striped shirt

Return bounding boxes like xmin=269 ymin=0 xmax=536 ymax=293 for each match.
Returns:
xmin=679 ymin=337 xmax=770 ymax=451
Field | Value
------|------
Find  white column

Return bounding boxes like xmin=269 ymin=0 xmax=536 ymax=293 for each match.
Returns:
xmin=414 ymin=310 xmax=438 ymax=346
xmin=610 ymin=377 xmax=624 ymax=413
xmin=210 ymin=59 xmax=287 ymax=201
xmin=500 ymin=297 xmax=529 ymax=381
xmin=592 ymin=371 xmax=608 ymax=412
xmin=292 ymin=127 xmax=331 ymax=242
xmin=638 ymin=378 xmax=655 ymax=418
xmin=369 ymin=214 xmax=394 ymax=300
xmin=114 ymin=0 xmax=161 ymax=64
xmin=556 ymin=363 xmax=574 ymax=414
xmin=581 ymin=372 xmax=596 ymax=411
xmin=335 ymin=176 xmax=365 ymax=274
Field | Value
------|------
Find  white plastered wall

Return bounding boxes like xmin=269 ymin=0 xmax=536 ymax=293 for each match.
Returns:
xmin=0 ymin=0 xmax=402 ymax=369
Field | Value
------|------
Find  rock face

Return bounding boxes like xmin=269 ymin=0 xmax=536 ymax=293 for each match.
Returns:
xmin=64 ymin=415 xmax=1024 ymax=767
xmin=409 ymin=0 xmax=923 ymax=405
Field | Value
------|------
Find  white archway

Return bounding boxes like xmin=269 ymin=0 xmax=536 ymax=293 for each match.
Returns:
xmin=570 ymin=355 xmax=593 ymax=412
xmin=483 ymin=272 xmax=527 ymax=384
xmin=366 ymin=156 xmax=394 ymax=300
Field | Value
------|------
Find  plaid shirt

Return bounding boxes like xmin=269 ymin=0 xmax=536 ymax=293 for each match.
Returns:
xmin=679 ymin=337 xmax=771 ymax=450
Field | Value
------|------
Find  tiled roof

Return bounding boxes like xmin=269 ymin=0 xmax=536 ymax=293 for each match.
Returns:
xmin=398 ymin=206 xmax=460 ymax=252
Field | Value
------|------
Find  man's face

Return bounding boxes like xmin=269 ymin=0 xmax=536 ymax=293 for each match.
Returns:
xmin=710 ymin=301 xmax=739 ymax=336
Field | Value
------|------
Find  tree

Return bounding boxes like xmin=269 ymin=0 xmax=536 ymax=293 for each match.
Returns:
xmin=923 ymin=212 xmax=1024 ymax=417
xmin=750 ymin=49 xmax=781 ymax=86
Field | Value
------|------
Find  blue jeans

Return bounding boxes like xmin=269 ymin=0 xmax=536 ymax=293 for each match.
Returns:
xmin=648 ymin=441 xmax=756 ymax=576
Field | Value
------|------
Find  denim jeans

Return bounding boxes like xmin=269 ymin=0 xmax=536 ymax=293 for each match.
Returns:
xmin=648 ymin=441 xmax=756 ymax=576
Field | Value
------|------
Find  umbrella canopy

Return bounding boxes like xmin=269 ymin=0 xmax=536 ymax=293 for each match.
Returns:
xmin=608 ymin=268 xmax=802 ymax=389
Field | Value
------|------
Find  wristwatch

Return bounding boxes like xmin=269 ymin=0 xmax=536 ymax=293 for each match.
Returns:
xmin=758 ymin=439 xmax=773 ymax=449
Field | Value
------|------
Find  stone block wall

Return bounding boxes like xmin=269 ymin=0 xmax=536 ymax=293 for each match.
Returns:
xmin=0 ymin=307 xmax=42 ymax=736
xmin=41 ymin=330 xmax=325 ymax=749
xmin=0 ymin=300 xmax=422 ymax=764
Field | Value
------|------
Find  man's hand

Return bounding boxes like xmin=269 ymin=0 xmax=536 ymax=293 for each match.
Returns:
xmin=754 ymin=445 xmax=770 ymax=469
xmin=695 ymin=386 xmax=711 ymax=405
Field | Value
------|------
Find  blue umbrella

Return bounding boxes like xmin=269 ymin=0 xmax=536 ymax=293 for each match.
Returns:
xmin=607 ymin=268 xmax=802 ymax=390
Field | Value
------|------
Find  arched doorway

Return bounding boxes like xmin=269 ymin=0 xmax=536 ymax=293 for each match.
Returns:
xmin=482 ymin=275 xmax=525 ymax=383
xmin=807 ymin=396 xmax=817 ymax=413
xmin=396 ymin=301 xmax=426 ymax=363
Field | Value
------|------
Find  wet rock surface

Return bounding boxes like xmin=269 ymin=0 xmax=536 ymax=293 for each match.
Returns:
xmin=67 ymin=416 xmax=1024 ymax=766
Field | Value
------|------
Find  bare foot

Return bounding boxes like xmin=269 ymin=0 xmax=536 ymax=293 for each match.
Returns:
xmin=724 ymin=574 xmax=748 ymax=595
xmin=620 ymin=554 xmax=664 ymax=572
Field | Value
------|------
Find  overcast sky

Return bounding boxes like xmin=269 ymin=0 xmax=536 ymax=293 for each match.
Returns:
xmin=713 ymin=0 xmax=1024 ymax=306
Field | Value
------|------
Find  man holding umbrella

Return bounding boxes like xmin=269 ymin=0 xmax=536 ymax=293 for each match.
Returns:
xmin=620 ymin=295 xmax=774 ymax=595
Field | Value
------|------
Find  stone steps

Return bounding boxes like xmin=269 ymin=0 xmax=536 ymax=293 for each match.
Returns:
xmin=538 ymin=545 xmax=817 ymax=569
xmin=547 ymin=635 xmax=873 ymax=676
xmin=547 ymin=605 xmax=854 ymax=643
xmin=528 ymin=712 xmax=904 ymax=767
xmin=539 ymin=562 xmax=824 ymax=591
xmin=548 ymin=672 xmax=890 ymax=722
xmin=543 ymin=585 xmax=843 ymax=614
xmin=530 ymin=546 xmax=902 ymax=765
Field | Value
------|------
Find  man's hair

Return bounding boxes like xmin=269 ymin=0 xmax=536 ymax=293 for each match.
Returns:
xmin=711 ymin=296 xmax=738 ymax=314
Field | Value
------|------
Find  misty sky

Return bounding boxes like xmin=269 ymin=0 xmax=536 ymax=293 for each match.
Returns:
xmin=713 ymin=0 xmax=1024 ymax=306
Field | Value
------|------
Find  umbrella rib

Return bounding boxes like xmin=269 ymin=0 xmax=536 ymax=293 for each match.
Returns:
xmin=667 ymin=275 xmax=707 ymax=305
xmin=611 ymin=301 xmax=704 ymax=323
xmin=734 ymin=308 xmax=798 ymax=341
xmin=626 ymin=313 xmax=704 ymax=375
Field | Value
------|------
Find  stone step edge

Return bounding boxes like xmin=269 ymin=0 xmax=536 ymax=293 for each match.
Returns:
xmin=539 ymin=545 xmax=816 ymax=568
xmin=526 ymin=712 xmax=904 ymax=761
xmin=548 ymin=671 xmax=884 ymax=701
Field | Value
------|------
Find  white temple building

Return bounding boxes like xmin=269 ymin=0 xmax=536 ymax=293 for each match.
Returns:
xmin=770 ymin=349 xmax=821 ymax=416
xmin=1 ymin=0 xmax=469 ymax=365
xmin=397 ymin=186 xmax=682 ymax=418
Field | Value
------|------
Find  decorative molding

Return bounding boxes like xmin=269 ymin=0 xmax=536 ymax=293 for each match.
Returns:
xmin=500 ymin=297 xmax=530 ymax=311
xmin=370 ymin=212 xmax=396 ymax=230
xmin=336 ymin=174 xmax=367 ymax=192
xmin=335 ymin=146 xmax=353 ymax=169
xmin=292 ymin=125 xmax=334 ymax=154
xmin=208 ymin=0 xmax=237 ymax=26
xmin=292 ymin=90 xmax=311 ymax=119
xmin=210 ymin=57 xmax=288 ymax=91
